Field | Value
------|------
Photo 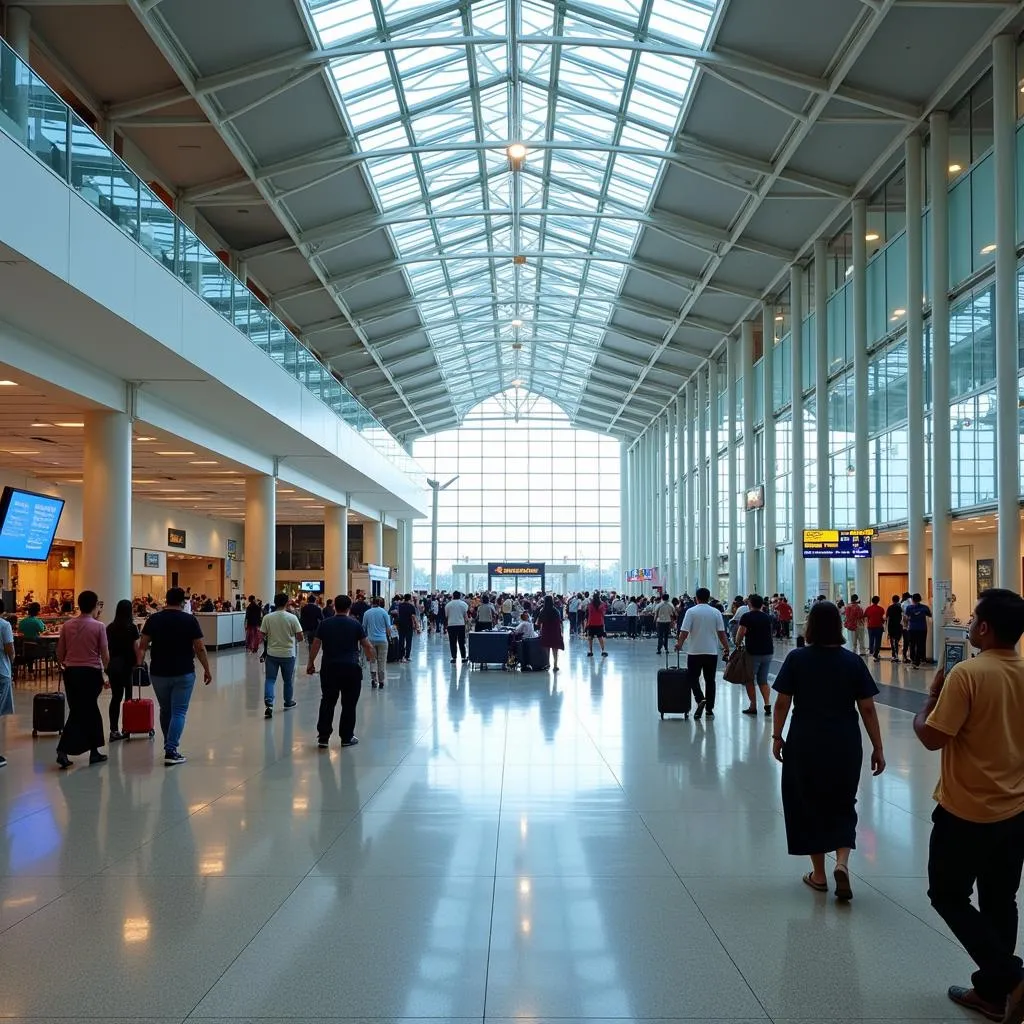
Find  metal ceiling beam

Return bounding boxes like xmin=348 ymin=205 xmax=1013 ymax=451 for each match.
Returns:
xmin=105 ymin=85 xmax=191 ymax=121
xmin=112 ymin=114 xmax=213 ymax=128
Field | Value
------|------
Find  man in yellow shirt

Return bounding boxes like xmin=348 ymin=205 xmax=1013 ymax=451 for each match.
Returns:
xmin=913 ymin=588 xmax=1024 ymax=1023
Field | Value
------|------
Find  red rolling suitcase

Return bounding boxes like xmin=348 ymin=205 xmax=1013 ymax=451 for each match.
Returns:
xmin=122 ymin=665 xmax=155 ymax=740
xmin=657 ymin=651 xmax=691 ymax=720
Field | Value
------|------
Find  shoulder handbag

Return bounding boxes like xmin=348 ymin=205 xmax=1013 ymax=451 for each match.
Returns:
xmin=723 ymin=644 xmax=753 ymax=685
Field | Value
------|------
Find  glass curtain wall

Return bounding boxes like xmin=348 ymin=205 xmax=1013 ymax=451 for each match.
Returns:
xmin=411 ymin=391 xmax=621 ymax=591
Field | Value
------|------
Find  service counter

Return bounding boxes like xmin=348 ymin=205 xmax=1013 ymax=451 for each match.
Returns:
xmin=195 ymin=611 xmax=245 ymax=650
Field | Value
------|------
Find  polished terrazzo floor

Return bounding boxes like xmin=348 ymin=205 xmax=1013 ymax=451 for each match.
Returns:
xmin=0 ymin=628 xmax=991 ymax=1023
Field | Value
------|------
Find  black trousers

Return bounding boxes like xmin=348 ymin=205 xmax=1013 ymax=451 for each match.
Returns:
xmin=888 ymin=627 xmax=903 ymax=658
xmin=907 ymin=630 xmax=927 ymax=665
xmin=448 ymin=625 xmax=467 ymax=659
xmin=626 ymin=616 xmax=638 ymax=638
xmin=317 ymin=663 xmax=362 ymax=743
xmin=686 ymin=654 xmax=718 ymax=711
xmin=928 ymin=805 xmax=1024 ymax=1005
xmin=398 ymin=627 xmax=414 ymax=659
xmin=107 ymin=667 xmax=131 ymax=732
xmin=656 ymin=622 xmax=671 ymax=652
xmin=57 ymin=666 xmax=104 ymax=755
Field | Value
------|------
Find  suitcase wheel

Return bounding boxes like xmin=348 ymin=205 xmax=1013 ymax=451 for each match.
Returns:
xmin=124 ymin=734 xmax=131 ymax=741
xmin=149 ymin=730 xmax=155 ymax=738
xmin=659 ymin=713 xmax=664 ymax=720
xmin=32 ymin=729 xmax=37 ymax=737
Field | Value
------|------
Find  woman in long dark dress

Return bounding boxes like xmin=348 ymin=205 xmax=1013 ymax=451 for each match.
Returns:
xmin=771 ymin=601 xmax=885 ymax=901
xmin=537 ymin=595 xmax=565 ymax=672
xmin=105 ymin=599 xmax=140 ymax=740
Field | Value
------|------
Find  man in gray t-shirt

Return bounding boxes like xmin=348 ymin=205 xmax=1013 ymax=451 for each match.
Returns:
xmin=445 ymin=592 xmax=470 ymax=662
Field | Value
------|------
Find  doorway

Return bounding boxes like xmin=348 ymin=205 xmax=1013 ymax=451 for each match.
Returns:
xmin=877 ymin=572 xmax=908 ymax=601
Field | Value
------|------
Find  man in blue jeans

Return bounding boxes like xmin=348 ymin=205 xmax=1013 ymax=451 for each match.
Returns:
xmin=260 ymin=593 xmax=303 ymax=719
xmin=138 ymin=587 xmax=212 ymax=766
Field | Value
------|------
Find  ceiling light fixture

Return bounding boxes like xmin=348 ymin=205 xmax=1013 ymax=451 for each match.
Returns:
xmin=134 ymin=436 xmax=156 ymax=442
xmin=865 ymin=232 xmax=880 ymax=242
xmin=0 ymin=380 xmax=18 ymax=386
xmin=30 ymin=422 xmax=50 ymax=427
xmin=980 ymin=243 xmax=997 ymax=254
xmin=949 ymin=163 xmax=962 ymax=174
xmin=512 ymin=379 xmax=523 ymax=388
xmin=189 ymin=460 xmax=218 ymax=465
xmin=53 ymin=421 xmax=84 ymax=428
xmin=774 ymin=314 xmax=784 ymax=322
xmin=507 ymin=142 xmax=527 ymax=163
xmin=512 ymin=319 xmax=523 ymax=328
xmin=155 ymin=451 xmax=195 ymax=456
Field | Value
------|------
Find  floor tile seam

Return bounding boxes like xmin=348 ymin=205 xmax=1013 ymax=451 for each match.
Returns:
xmin=634 ymin=814 xmax=776 ymax=1023
xmin=482 ymin=677 xmax=514 ymax=1024
xmin=0 ymin=868 xmax=98 ymax=938
xmin=851 ymin=874 xmax=970 ymax=949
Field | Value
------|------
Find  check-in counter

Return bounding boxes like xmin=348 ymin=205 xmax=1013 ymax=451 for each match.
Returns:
xmin=195 ymin=612 xmax=244 ymax=650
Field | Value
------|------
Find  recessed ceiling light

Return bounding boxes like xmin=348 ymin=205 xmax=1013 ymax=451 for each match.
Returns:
xmin=949 ymin=163 xmax=962 ymax=174
xmin=774 ymin=314 xmax=784 ymax=322
xmin=189 ymin=460 xmax=218 ymax=465
xmin=2 ymin=449 xmax=39 ymax=455
xmin=0 ymin=380 xmax=18 ymax=386
xmin=865 ymin=232 xmax=880 ymax=242
xmin=845 ymin=266 xmax=853 ymax=277
xmin=158 ymin=488 xmax=185 ymax=493
xmin=890 ymin=308 xmax=907 ymax=320
xmin=53 ymin=421 xmax=84 ymax=428
xmin=132 ymin=479 xmax=159 ymax=484
xmin=980 ymin=244 xmax=997 ymax=254
xmin=30 ymin=422 xmax=50 ymax=427
xmin=278 ymin=489 xmax=296 ymax=493
xmin=135 ymin=436 xmax=156 ymax=442
xmin=156 ymin=451 xmax=195 ymax=456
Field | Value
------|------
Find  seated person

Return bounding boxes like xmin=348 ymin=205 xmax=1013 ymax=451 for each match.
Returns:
xmin=512 ymin=612 xmax=537 ymax=639
xmin=19 ymin=603 xmax=48 ymax=639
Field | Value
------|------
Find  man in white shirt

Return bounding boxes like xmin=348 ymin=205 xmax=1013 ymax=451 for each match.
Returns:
xmin=512 ymin=613 xmax=537 ymax=639
xmin=676 ymin=587 xmax=731 ymax=720
xmin=501 ymin=596 xmax=514 ymax=627
xmin=654 ymin=594 xmax=677 ymax=654
xmin=445 ymin=590 xmax=470 ymax=663
xmin=625 ymin=598 xmax=639 ymax=639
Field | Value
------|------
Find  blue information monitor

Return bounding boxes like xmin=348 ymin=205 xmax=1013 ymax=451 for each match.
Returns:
xmin=0 ymin=487 xmax=65 ymax=561
xmin=802 ymin=529 xmax=874 ymax=559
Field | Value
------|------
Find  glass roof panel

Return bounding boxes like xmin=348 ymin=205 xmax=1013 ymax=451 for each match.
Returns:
xmin=308 ymin=0 xmax=723 ymax=419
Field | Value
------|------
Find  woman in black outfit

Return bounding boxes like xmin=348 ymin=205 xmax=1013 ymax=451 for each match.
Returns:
xmin=106 ymin=599 xmax=140 ymax=740
xmin=771 ymin=601 xmax=886 ymax=901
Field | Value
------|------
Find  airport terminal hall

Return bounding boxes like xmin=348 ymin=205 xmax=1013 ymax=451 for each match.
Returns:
xmin=6 ymin=0 xmax=1024 ymax=1022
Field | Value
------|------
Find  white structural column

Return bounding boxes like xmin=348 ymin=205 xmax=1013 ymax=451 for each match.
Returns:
xmin=696 ymin=367 xmax=708 ymax=587
xmin=708 ymin=361 xmax=720 ymax=592
xmin=676 ymin=393 xmax=685 ymax=591
xmin=905 ymin=133 xmax=927 ymax=597
xmin=620 ymin=441 xmax=630 ymax=581
xmin=6 ymin=6 xmax=31 ymax=134
xmin=656 ymin=416 xmax=665 ymax=583
xmin=632 ymin=443 xmax=641 ymax=575
xmin=741 ymin=321 xmax=756 ymax=593
xmin=395 ymin=520 xmax=409 ymax=592
xmin=994 ymin=35 xmax=1021 ymax=588
xmin=791 ymin=264 xmax=807 ymax=628
xmin=685 ymin=380 xmax=697 ymax=587
xmin=727 ymin=340 xmax=739 ymax=598
xmin=323 ymin=503 xmax=349 ymax=599
xmin=930 ymin=111 xmax=952 ymax=657
xmin=363 ymin=519 xmax=383 ymax=565
xmin=814 ymin=238 xmax=831 ymax=597
xmin=244 ymin=474 xmax=276 ymax=603
xmin=81 ymin=411 xmax=132 ymax=606
xmin=852 ymin=198 xmax=871 ymax=601
xmin=663 ymin=403 xmax=671 ymax=589
xmin=762 ymin=303 xmax=777 ymax=597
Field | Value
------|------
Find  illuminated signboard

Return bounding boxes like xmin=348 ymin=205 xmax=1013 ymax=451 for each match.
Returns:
xmin=745 ymin=485 xmax=765 ymax=511
xmin=626 ymin=567 xmax=657 ymax=583
xmin=802 ymin=529 xmax=874 ymax=559
xmin=488 ymin=562 xmax=545 ymax=578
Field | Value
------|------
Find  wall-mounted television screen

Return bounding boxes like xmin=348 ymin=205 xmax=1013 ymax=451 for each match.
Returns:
xmin=299 ymin=580 xmax=324 ymax=593
xmin=0 ymin=487 xmax=65 ymax=561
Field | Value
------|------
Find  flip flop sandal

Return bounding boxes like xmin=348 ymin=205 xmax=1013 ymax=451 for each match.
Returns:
xmin=802 ymin=872 xmax=828 ymax=892
xmin=834 ymin=866 xmax=853 ymax=901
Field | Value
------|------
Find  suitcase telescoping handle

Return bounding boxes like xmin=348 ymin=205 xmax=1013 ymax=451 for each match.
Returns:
xmin=132 ymin=662 xmax=149 ymax=699
xmin=664 ymin=649 xmax=682 ymax=669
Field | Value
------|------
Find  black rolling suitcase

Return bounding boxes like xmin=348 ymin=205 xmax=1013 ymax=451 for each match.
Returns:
xmin=519 ymin=637 xmax=549 ymax=672
xmin=386 ymin=634 xmax=401 ymax=663
xmin=657 ymin=651 xmax=691 ymax=720
xmin=32 ymin=676 xmax=66 ymax=737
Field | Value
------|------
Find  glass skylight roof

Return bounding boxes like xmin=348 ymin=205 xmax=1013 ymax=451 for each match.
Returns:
xmin=306 ymin=0 xmax=722 ymax=419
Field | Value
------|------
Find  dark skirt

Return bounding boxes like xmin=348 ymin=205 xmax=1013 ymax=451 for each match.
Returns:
xmin=57 ymin=666 xmax=105 ymax=755
xmin=539 ymin=619 xmax=564 ymax=650
xmin=781 ymin=725 xmax=863 ymax=855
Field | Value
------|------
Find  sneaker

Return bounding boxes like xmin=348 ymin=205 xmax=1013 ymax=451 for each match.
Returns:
xmin=164 ymin=750 xmax=187 ymax=766
xmin=317 ymin=739 xmax=329 ymax=749
xmin=264 ymin=705 xmax=273 ymax=719
xmin=946 ymin=986 xmax=1002 ymax=1022
xmin=341 ymin=737 xmax=359 ymax=748
xmin=283 ymin=701 xmax=297 ymax=711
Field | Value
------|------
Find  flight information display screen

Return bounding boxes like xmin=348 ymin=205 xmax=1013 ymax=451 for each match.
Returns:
xmin=802 ymin=529 xmax=874 ymax=559
xmin=0 ymin=487 xmax=65 ymax=561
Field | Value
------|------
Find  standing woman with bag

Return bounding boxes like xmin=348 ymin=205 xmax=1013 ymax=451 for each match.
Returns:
xmin=105 ymin=599 xmax=140 ymax=741
xmin=55 ymin=590 xmax=109 ymax=769
xmin=537 ymin=595 xmax=565 ymax=672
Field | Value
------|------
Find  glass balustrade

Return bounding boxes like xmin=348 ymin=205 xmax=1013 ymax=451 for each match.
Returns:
xmin=0 ymin=37 xmax=425 ymax=486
